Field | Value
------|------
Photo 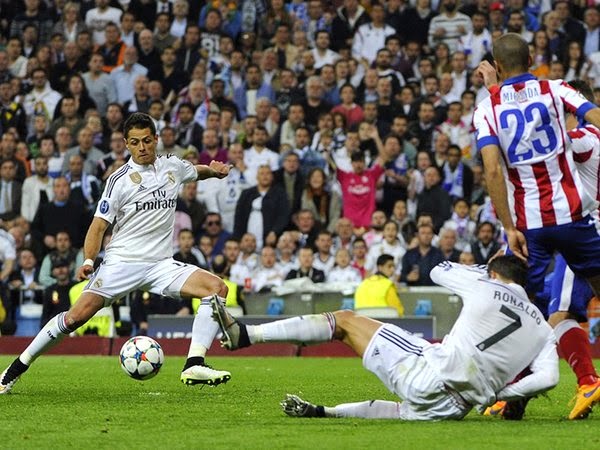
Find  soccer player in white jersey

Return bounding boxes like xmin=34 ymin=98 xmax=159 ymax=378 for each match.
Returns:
xmin=473 ymin=35 xmax=600 ymax=419
xmin=0 ymin=113 xmax=233 ymax=393
xmin=211 ymin=256 xmax=558 ymax=421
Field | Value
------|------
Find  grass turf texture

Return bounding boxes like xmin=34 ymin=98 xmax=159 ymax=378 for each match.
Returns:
xmin=0 ymin=356 xmax=598 ymax=450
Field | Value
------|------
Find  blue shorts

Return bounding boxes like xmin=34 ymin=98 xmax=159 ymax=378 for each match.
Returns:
xmin=546 ymin=254 xmax=593 ymax=322
xmin=523 ymin=216 xmax=600 ymax=294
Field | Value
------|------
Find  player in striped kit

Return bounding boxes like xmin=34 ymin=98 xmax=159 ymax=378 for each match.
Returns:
xmin=473 ymin=34 xmax=600 ymax=419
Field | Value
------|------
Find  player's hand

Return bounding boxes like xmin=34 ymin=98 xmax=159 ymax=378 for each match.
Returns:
xmin=476 ymin=60 xmax=499 ymax=89
xmin=76 ymin=263 xmax=95 ymax=281
xmin=506 ymin=229 xmax=529 ymax=263
xmin=209 ymin=160 xmax=232 ymax=179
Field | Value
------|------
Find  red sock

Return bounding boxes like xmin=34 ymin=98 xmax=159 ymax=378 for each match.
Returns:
xmin=557 ymin=325 xmax=598 ymax=386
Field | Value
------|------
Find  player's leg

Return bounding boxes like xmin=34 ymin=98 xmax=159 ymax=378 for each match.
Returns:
xmin=547 ymin=256 xmax=600 ymax=419
xmin=0 ymin=292 xmax=105 ymax=393
xmin=155 ymin=261 xmax=231 ymax=386
xmin=281 ymin=394 xmax=402 ymax=419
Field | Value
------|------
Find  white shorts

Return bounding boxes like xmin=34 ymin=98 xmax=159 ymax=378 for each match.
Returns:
xmin=84 ymin=258 xmax=199 ymax=307
xmin=362 ymin=324 xmax=471 ymax=421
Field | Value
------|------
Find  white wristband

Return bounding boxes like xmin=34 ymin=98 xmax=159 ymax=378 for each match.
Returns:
xmin=83 ymin=259 xmax=94 ymax=267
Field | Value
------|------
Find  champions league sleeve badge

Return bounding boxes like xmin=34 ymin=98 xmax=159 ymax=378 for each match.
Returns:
xmin=99 ymin=200 xmax=110 ymax=214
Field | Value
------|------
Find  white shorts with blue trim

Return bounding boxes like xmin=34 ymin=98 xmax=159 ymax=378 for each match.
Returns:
xmin=83 ymin=258 xmax=199 ymax=307
xmin=362 ymin=324 xmax=471 ymax=421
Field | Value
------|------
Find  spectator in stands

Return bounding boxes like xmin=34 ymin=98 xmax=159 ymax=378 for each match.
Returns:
xmin=85 ymin=0 xmax=123 ymax=46
xmin=336 ymin=151 xmax=385 ymax=231
xmin=222 ymin=238 xmax=246 ymax=285
xmin=327 ymin=248 xmax=362 ymax=283
xmin=38 ymin=230 xmax=82 ymax=287
xmin=137 ymin=29 xmax=161 ymax=79
xmin=458 ymin=251 xmax=475 ymax=265
xmin=428 ymin=0 xmax=472 ymax=52
xmin=21 ymin=156 xmax=53 ymax=223
xmin=302 ymin=76 xmax=332 ymax=131
xmin=313 ymin=230 xmax=335 ymax=274
xmin=331 ymin=0 xmax=370 ymax=52
xmin=50 ymin=41 xmax=87 ymax=93
xmin=243 ymin=126 xmax=280 ymax=185
xmin=98 ymin=22 xmax=126 ymax=74
xmin=31 ymin=177 xmax=89 ymax=252
xmin=52 ymin=2 xmax=87 ymax=43
xmin=363 ymin=210 xmax=387 ymax=247
xmin=366 ymin=220 xmax=406 ymax=277
xmin=173 ymin=228 xmax=207 ymax=269
xmin=97 ymin=130 xmax=129 ymax=181
xmin=554 ymin=0 xmax=586 ymax=44
xmin=234 ymin=65 xmax=275 ymax=120
xmin=354 ymin=253 xmax=404 ymax=315
xmin=40 ymin=257 xmax=74 ymax=328
xmin=441 ymin=144 xmax=473 ymax=202
xmin=351 ymin=237 xmax=368 ymax=279
xmin=285 ymin=246 xmax=325 ymax=283
xmin=23 ymin=68 xmax=62 ymax=132
xmin=110 ymin=46 xmax=148 ymax=104
xmin=274 ymin=151 xmax=303 ymax=218
xmin=199 ymin=212 xmax=230 ymax=258
xmin=301 ymin=167 xmax=341 ymax=233
xmin=175 ymin=182 xmax=206 ymax=239
xmin=437 ymin=227 xmax=461 ymax=263
xmin=0 ymin=79 xmax=27 ymax=140
xmin=199 ymin=129 xmax=228 ymax=164
xmin=251 ymin=246 xmax=285 ymax=293
xmin=153 ymin=13 xmax=177 ymax=53
xmin=10 ymin=0 xmax=53 ymax=44
xmin=61 ymin=127 xmax=104 ymax=176
xmin=416 ymin=167 xmax=452 ymax=233
xmin=584 ymin=7 xmax=600 ymax=56
xmin=234 ymin=165 xmax=290 ymax=250
xmin=49 ymin=95 xmax=85 ymax=139
xmin=64 ymin=154 xmax=100 ymax=212
xmin=442 ymin=197 xmax=474 ymax=248
xmin=400 ymin=223 xmax=444 ymax=286
xmin=8 ymin=248 xmax=42 ymax=308
xmin=471 ymin=221 xmax=501 ymax=265
xmin=331 ymin=84 xmax=364 ymax=129
xmin=0 ymin=159 xmax=22 ymax=221
xmin=352 ymin=3 xmax=395 ymax=66
xmin=275 ymin=232 xmax=298 ymax=276
xmin=458 ymin=11 xmax=491 ymax=70
xmin=407 ymin=101 xmax=436 ymax=152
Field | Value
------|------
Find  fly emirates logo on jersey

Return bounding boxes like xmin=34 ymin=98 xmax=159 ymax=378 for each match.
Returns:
xmin=134 ymin=189 xmax=177 ymax=211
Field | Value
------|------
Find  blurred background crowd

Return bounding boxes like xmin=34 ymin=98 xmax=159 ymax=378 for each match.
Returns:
xmin=0 ymin=0 xmax=595 ymax=334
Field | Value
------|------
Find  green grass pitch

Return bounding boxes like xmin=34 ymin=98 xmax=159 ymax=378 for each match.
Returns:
xmin=1 ymin=355 xmax=599 ymax=449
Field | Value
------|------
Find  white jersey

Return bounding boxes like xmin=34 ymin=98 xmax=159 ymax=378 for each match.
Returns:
xmin=85 ymin=7 xmax=123 ymax=45
xmin=568 ymin=124 xmax=600 ymax=207
xmin=95 ymin=155 xmax=197 ymax=263
xmin=473 ymin=75 xmax=595 ymax=230
xmin=426 ymin=262 xmax=558 ymax=406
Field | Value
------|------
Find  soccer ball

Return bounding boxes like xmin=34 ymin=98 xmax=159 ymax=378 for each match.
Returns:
xmin=119 ymin=336 xmax=164 ymax=380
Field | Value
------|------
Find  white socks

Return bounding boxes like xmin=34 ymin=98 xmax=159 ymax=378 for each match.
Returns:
xmin=333 ymin=400 xmax=402 ymax=419
xmin=187 ymin=296 xmax=222 ymax=358
xmin=20 ymin=312 xmax=72 ymax=366
xmin=247 ymin=313 xmax=336 ymax=344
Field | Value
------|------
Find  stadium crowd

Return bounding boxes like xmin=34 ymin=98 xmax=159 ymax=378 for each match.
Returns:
xmin=0 ymin=0 xmax=595 ymax=333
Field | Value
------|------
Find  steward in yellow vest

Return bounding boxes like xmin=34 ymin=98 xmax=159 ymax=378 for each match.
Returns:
xmin=69 ymin=281 xmax=114 ymax=337
xmin=354 ymin=254 xmax=404 ymax=316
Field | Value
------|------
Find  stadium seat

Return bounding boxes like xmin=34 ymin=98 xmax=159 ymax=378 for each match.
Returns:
xmin=354 ymin=307 xmax=400 ymax=318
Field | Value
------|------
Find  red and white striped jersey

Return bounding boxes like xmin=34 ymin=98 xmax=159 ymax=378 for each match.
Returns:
xmin=473 ymin=73 xmax=596 ymax=230
xmin=568 ymin=125 xmax=600 ymax=207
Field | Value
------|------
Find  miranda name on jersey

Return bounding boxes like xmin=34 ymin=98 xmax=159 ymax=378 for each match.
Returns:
xmin=501 ymin=86 xmax=540 ymax=103
xmin=493 ymin=289 xmax=542 ymax=325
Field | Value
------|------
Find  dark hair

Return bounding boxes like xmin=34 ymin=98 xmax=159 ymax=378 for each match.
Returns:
xmin=178 ymin=228 xmax=193 ymax=237
xmin=123 ymin=113 xmax=156 ymax=139
xmin=568 ymin=79 xmax=594 ymax=103
xmin=487 ymin=255 xmax=528 ymax=288
xmin=376 ymin=253 xmax=394 ymax=267
xmin=477 ymin=221 xmax=496 ymax=234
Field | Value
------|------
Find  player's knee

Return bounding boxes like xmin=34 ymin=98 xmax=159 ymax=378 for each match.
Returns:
xmin=207 ymin=275 xmax=228 ymax=298
xmin=332 ymin=310 xmax=357 ymax=337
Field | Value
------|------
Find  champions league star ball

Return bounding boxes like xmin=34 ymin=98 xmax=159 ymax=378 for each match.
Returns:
xmin=119 ymin=336 xmax=164 ymax=380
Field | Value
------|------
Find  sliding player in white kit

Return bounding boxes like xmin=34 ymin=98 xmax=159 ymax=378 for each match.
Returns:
xmin=212 ymin=256 xmax=558 ymax=421
xmin=0 ymin=113 xmax=232 ymax=393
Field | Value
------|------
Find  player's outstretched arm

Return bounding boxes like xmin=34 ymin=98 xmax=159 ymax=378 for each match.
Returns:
xmin=76 ymin=217 xmax=110 ymax=280
xmin=496 ymin=334 xmax=559 ymax=401
xmin=480 ymin=145 xmax=528 ymax=261
xmin=584 ymin=107 xmax=600 ymax=130
xmin=195 ymin=160 xmax=232 ymax=180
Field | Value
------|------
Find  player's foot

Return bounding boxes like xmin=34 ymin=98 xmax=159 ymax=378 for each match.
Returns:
xmin=210 ymin=295 xmax=250 ymax=350
xmin=502 ymin=397 xmax=532 ymax=421
xmin=281 ymin=394 xmax=321 ymax=418
xmin=569 ymin=379 xmax=600 ymax=420
xmin=180 ymin=365 xmax=231 ymax=386
xmin=483 ymin=401 xmax=506 ymax=417
xmin=0 ymin=358 xmax=28 ymax=394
